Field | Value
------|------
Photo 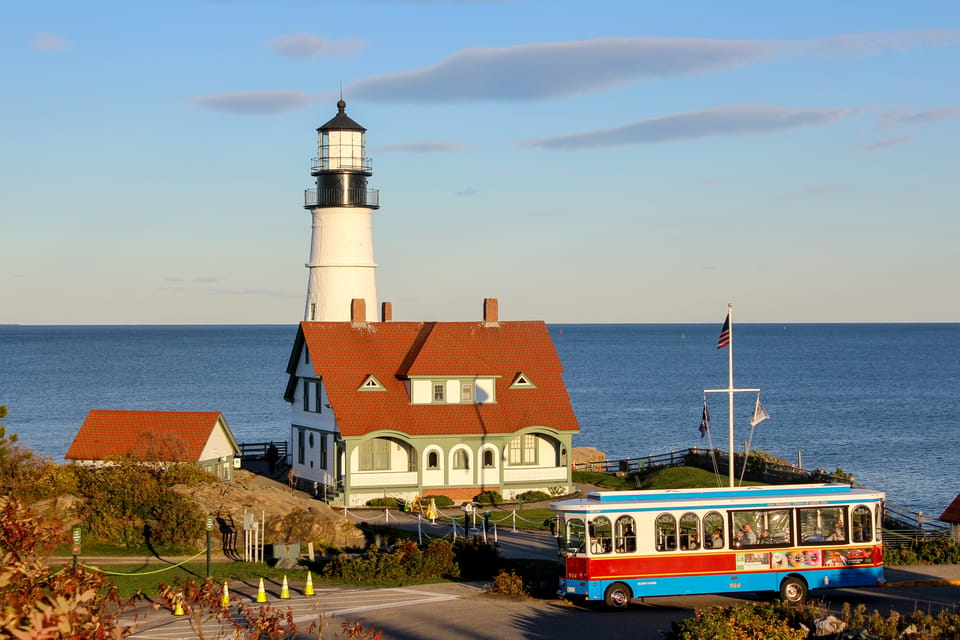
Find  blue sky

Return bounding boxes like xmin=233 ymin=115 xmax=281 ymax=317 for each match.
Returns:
xmin=3 ymin=0 xmax=958 ymax=324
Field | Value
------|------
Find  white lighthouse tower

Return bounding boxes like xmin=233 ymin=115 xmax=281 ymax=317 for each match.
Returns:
xmin=302 ymin=100 xmax=380 ymax=322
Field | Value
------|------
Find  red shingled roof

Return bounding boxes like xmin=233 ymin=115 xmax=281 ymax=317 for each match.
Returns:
xmin=65 ymin=410 xmax=232 ymax=462
xmin=285 ymin=320 xmax=579 ymax=438
xmin=940 ymin=493 xmax=960 ymax=523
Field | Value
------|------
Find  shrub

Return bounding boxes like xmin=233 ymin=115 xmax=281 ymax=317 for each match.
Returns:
xmin=422 ymin=494 xmax=454 ymax=507
xmin=74 ymin=463 xmax=205 ymax=549
xmin=365 ymin=497 xmax=402 ymax=508
xmin=454 ymin=536 xmax=501 ymax=579
xmin=321 ymin=539 xmax=459 ymax=582
xmin=668 ymin=602 xmax=806 ymax=640
xmin=160 ymin=463 xmax=218 ymax=487
xmin=516 ymin=490 xmax=551 ymax=503
xmin=0 ymin=495 xmax=133 ymax=638
xmin=474 ymin=490 xmax=502 ymax=506
xmin=885 ymin=536 xmax=960 ymax=565
xmin=488 ymin=569 xmax=526 ymax=599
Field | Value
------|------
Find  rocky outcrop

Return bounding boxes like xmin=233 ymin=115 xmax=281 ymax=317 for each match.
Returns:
xmin=172 ymin=470 xmax=365 ymax=551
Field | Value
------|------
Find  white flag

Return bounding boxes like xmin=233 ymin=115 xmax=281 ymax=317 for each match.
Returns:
xmin=750 ymin=394 xmax=770 ymax=427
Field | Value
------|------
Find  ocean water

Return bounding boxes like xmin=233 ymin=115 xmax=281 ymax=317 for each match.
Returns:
xmin=1 ymin=323 xmax=957 ymax=517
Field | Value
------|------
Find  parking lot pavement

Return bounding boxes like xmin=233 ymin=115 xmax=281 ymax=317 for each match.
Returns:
xmin=125 ymin=582 xmax=485 ymax=639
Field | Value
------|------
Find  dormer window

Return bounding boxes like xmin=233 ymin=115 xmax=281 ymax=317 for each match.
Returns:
xmin=461 ymin=382 xmax=474 ymax=403
xmin=358 ymin=375 xmax=386 ymax=391
xmin=433 ymin=383 xmax=445 ymax=402
xmin=510 ymin=373 xmax=536 ymax=389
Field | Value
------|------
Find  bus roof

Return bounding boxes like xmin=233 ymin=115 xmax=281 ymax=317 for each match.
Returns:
xmin=551 ymin=483 xmax=885 ymax=512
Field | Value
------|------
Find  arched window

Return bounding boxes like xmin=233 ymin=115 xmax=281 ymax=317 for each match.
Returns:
xmin=852 ymin=505 xmax=873 ymax=543
xmin=680 ymin=512 xmax=700 ymax=550
xmin=703 ymin=511 xmax=725 ymax=549
xmin=453 ymin=449 xmax=469 ymax=470
xmin=427 ymin=451 xmax=439 ymax=470
xmin=590 ymin=516 xmax=612 ymax=555
xmin=656 ymin=513 xmax=677 ymax=552
xmin=482 ymin=449 xmax=495 ymax=468
xmin=615 ymin=516 xmax=636 ymax=553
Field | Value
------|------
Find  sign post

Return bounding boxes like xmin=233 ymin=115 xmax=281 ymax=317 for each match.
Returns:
xmin=72 ymin=527 xmax=81 ymax=568
xmin=206 ymin=516 xmax=214 ymax=577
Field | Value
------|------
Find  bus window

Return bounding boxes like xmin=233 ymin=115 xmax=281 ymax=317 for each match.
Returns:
xmin=656 ymin=513 xmax=677 ymax=551
xmin=679 ymin=512 xmax=700 ymax=550
xmin=731 ymin=509 xmax=792 ymax=547
xmin=798 ymin=506 xmax=847 ymax=545
xmin=565 ymin=518 xmax=585 ymax=554
xmin=615 ymin=516 xmax=636 ymax=553
xmin=590 ymin=516 xmax=613 ymax=554
xmin=852 ymin=505 xmax=872 ymax=542
xmin=703 ymin=511 xmax=724 ymax=549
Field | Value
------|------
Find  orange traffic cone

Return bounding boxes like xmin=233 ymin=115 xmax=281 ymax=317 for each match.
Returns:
xmin=256 ymin=577 xmax=267 ymax=603
xmin=280 ymin=575 xmax=290 ymax=599
xmin=221 ymin=581 xmax=230 ymax=608
xmin=304 ymin=571 xmax=315 ymax=596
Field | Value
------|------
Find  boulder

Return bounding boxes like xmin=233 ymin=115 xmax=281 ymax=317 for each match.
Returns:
xmin=172 ymin=470 xmax=364 ymax=551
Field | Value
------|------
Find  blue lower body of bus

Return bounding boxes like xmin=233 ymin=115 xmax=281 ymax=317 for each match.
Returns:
xmin=561 ymin=566 xmax=884 ymax=602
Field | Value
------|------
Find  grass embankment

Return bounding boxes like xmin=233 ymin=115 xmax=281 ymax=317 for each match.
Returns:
xmin=64 ymin=561 xmax=306 ymax=598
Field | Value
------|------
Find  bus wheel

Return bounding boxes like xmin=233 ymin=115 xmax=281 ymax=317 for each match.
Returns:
xmin=603 ymin=582 xmax=632 ymax=609
xmin=779 ymin=576 xmax=808 ymax=604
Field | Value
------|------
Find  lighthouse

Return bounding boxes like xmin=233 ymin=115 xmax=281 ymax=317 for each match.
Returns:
xmin=302 ymin=100 xmax=380 ymax=322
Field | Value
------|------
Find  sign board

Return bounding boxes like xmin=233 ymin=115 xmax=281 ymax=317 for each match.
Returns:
xmin=72 ymin=543 xmax=81 ymax=555
xmin=244 ymin=513 xmax=256 ymax=531
xmin=72 ymin=527 xmax=81 ymax=544
xmin=206 ymin=516 xmax=214 ymax=531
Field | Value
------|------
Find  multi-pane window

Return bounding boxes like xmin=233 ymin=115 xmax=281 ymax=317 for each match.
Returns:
xmin=358 ymin=439 xmax=390 ymax=471
xmin=508 ymin=434 xmax=537 ymax=465
xmin=461 ymin=382 xmax=474 ymax=403
xmin=433 ymin=383 xmax=445 ymax=402
xmin=452 ymin=449 xmax=469 ymax=469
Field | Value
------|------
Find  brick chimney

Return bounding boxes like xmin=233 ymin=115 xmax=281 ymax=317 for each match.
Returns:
xmin=350 ymin=298 xmax=366 ymax=326
xmin=381 ymin=301 xmax=392 ymax=322
xmin=482 ymin=298 xmax=499 ymax=326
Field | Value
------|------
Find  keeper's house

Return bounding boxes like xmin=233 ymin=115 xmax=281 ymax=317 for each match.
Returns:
xmin=284 ymin=298 xmax=580 ymax=506
xmin=65 ymin=410 xmax=241 ymax=481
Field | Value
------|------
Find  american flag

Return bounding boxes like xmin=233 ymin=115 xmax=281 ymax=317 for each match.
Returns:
xmin=717 ymin=313 xmax=731 ymax=349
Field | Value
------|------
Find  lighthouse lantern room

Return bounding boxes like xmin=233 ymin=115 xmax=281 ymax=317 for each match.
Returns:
xmin=302 ymin=100 xmax=380 ymax=322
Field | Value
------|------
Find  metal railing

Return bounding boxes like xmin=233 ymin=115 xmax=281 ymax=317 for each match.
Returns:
xmin=304 ymin=188 xmax=380 ymax=208
xmin=311 ymin=156 xmax=373 ymax=173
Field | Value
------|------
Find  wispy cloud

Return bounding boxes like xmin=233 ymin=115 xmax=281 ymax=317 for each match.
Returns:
xmin=31 ymin=33 xmax=68 ymax=53
xmin=851 ymin=135 xmax=915 ymax=153
xmin=455 ymin=187 xmax=479 ymax=197
xmin=879 ymin=105 xmax=960 ymax=129
xmin=781 ymin=185 xmax=855 ymax=201
xmin=350 ymin=37 xmax=778 ymax=102
xmin=266 ymin=34 xmax=365 ymax=59
xmin=521 ymin=104 xmax=847 ymax=151
xmin=189 ymin=90 xmax=326 ymax=115
xmin=374 ymin=142 xmax=465 ymax=153
xmin=348 ymin=31 xmax=960 ymax=103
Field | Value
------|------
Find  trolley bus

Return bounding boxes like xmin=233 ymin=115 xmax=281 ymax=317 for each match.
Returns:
xmin=550 ymin=483 xmax=884 ymax=608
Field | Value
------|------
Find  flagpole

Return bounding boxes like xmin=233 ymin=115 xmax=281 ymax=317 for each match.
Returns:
xmin=726 ymin=303 xmax=734 ymax=487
